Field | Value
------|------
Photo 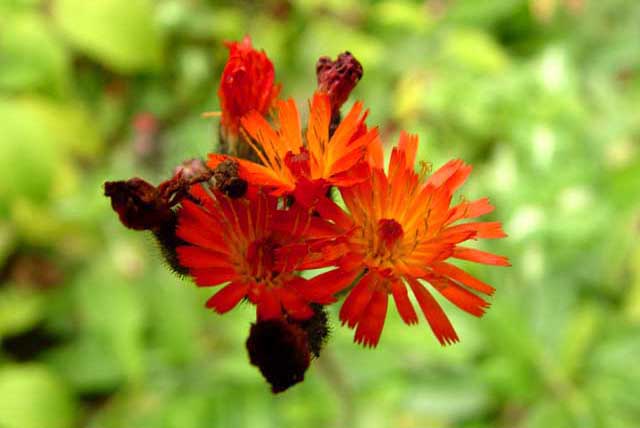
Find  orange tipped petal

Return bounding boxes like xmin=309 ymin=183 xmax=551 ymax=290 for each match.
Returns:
xmin=398 ymin=131 xmax=418 ymax=169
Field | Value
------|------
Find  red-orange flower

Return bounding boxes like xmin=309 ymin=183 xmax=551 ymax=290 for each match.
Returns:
xmin=209 ymin=92 xmax=378 ymax=199
xmin=218 ymin=36 xmax=280 ymax=141
xmin=308 ymin=132 xmax=510 ymax=347
xmin=176 ymin=185 xmax=339 ymax=321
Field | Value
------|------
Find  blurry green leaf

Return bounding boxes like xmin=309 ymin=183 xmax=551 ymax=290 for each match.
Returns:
xmin=0 ymin=221 xmax=15 ymax=267
xmin=0 ymin=365 xmax=76 ymax=428
xmin=0 ymin=97 xmax=101 ymax=224
xmin=404 ymin=380 xmax=491 ymax=420
xmin=524 ymin=400 xmax=574 ymax=428
xmin=44 ymin=337 xmax=124 ymax=393
xmin=0 ymin=286 xmax=43 ymax=338
xmin=442 ymin=29 xmax=509 ymax=74
xmin=73 ymin=258 xmax=145 ymax=382
xmin=0 ymin=12 xmax=69 ymax=95
xmin=0 ymin=99 xmax=61 ymax=209
xmin=53 ymin=0 xmax=163 ymax=72
xmin=370 ymin=1 xmax=433 ymax=33
xmin=25 ymin=99 xmax=104 ymax=160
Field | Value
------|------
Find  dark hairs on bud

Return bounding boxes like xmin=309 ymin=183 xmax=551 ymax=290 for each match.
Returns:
xmin=296 ymin=304 xmax=330 ymax=358
xmin=152 ymin=214 xmax=189 ymax=277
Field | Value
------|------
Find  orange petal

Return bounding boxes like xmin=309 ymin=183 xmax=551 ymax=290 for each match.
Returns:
xmin=430 ymin=262 xmax=495 ymax=295
xmin=453 ymin=247 xmax=511 ymax=266
xmin=398 ymin=131 xmax=418 ymax=169
xmin=447 ymin=197 xmax=494 ymax=224
xmin=425 ymin=274 xmax=490 ymax=317
xmin=407 ymin=277 xmax=459 ymax=346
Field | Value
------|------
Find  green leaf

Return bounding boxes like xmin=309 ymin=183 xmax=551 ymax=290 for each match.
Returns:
xmin=0 ymin=286 xmax=44 ymax=338
xmin=0 ymin=12 xmax=70 ymax=95
xmin=53 ymin=0 xmax=163 ymax=72
xmin=0 ymin=99 xmax=61 ymax=208
xmin=0 ymin=97 xmax=102 ymax=214
xmin=0 ymin=365 xmax=76 ymax=428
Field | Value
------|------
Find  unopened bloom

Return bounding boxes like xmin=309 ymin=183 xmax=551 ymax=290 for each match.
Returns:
xmin=176 ymin=184 xmax=338 ymax=321
xmin=218 ymin=36 xmax=280 ymax=153
xmin=316 ymin=51 xmax=363 ymax=115
xmin=308 ymin=132 xmax=510 ymax=347
xmin=209 ymin=91 xmax=378 ymax=199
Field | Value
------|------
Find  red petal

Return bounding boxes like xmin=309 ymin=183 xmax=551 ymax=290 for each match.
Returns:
xmin=191 ymin=267 xmax=237 ymax=286
xmin=276 ymin=287 xmax=314 ymax=320
xmin=339 ymin=271 xmax=376 ymax=328
xmin=453 ymin=247 xmax=511 ymax=266
xmin=306 ymin=267 xmax=360 ymax=301
xmin=205 ymin=282 xmax=248 ymax=313
xmin=177 ymin=246 xmax=230 ymax=269
xmin=256 ymin=287 xmax=282 ymax=321
xmin=407 ymin=277 xmax=459 ymax=346
xmin=354 ymin=289 xmax=388 ymax=348
xmin=390 ymin=279 xmax=418 ymax=325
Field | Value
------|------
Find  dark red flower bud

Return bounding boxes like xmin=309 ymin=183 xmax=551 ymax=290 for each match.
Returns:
xmin=104 ymin=178 xmax=174 ymax=231
xmin=246 ymin=319 xmax=311 ymax=393
xmin=316 ymin=52 xmax=363 ymax=115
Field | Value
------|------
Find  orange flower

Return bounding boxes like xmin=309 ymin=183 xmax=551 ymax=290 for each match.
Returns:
xmin=209 ymin=92 xmax=378 ymax=198
xmin=218 ymin=36 xmax=280 ymax=142
xmin=308 ymin=132 xmax=510 ymax=347
xmin=175 ymin=185 xmax=339 ymax=321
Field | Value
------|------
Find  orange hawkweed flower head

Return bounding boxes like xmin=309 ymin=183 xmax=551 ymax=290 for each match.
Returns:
xmin=175 ymin=185 xmax=339 ymax=321
xmin=209 ymin=91 xmax=378 ymax=199
xmin=218 ymin=36 xmax=280 ymax=141
xmin=309 ymin=132 xmax=510 ymax=347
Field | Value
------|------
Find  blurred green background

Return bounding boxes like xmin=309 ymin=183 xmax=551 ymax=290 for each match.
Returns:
xmin=1 ymin=0 xmax=640 ymax=427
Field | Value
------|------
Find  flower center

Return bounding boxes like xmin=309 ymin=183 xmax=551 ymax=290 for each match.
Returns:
xmin=246 ymin=238 xmax=277 ymax=279
xmin=377 ymin=218 xmax=404 ymax=249
xmin=284 ymin=147 xmax=311 ymax=179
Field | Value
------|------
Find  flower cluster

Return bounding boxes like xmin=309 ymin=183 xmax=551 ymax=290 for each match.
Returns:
xmin=105 ymin=36 xmax=509 ymax=393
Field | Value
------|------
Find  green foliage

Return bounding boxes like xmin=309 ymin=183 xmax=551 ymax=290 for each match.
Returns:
xmin=1 ymin=1 xmax=639 ymax=427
